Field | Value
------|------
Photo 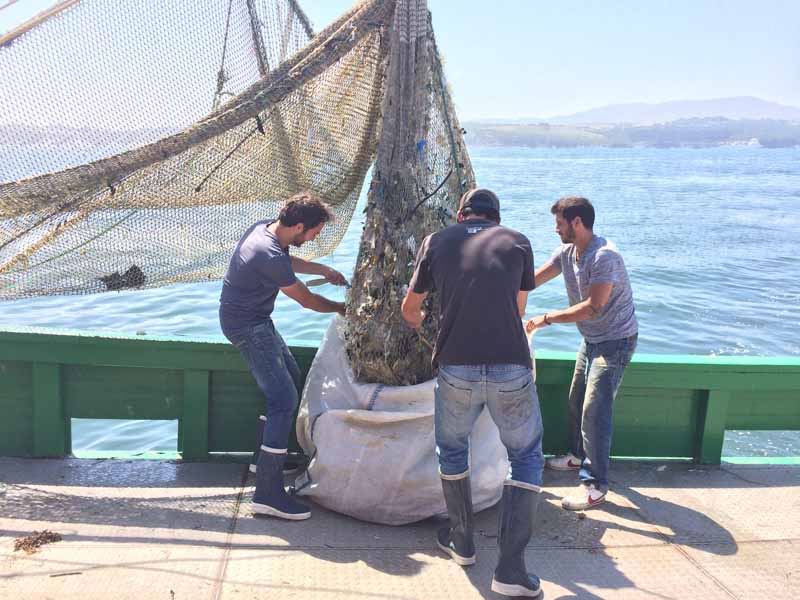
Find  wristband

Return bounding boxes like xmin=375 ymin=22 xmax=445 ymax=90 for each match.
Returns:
xmin=543 ymin=313 xmax=551 ymax=326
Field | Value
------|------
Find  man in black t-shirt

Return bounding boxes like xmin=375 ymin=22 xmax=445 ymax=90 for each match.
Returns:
xmin=401 ymin=188 xmax=544 ymax=597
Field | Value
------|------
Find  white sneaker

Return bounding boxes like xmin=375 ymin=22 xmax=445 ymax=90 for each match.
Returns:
xmin=545 ymin=453 xmax=582 ymax=471
xmin=561 ymin=484 xmax=606 ymax=511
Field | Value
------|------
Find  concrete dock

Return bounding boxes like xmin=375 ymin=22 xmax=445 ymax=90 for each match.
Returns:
xmin=1 ymin=458 xmax=797 ymax=599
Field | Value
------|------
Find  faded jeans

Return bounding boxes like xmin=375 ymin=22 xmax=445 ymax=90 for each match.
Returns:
xmin=435 ymin=364 xmax=545 ymax=487
xmin=568 ymin=334 xmax=637 ymax=491
xmin=223 ymin=319 xmax=302 ymax=451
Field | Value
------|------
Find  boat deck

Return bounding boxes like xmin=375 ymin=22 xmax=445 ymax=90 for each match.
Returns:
xmin=1 ymin=458 xmax=797 ymax=599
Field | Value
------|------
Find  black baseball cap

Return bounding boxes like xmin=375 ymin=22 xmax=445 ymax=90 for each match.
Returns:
xmin=458 ymin=188 xmax=500 ymax=215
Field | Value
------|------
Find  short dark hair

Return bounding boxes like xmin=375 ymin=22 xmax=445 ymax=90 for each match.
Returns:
xmin=460 ymin=206 xmax=500 ymax=223
xmin=551 ymin=196 xmax=595 ymax=230
xmin=278 ymin=191 xmax=333 ymax=229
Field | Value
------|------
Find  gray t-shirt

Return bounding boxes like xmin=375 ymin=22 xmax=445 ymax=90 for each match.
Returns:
xmin=547 ymin=236 xmax=637 ymax=343
xmin=219 ymin=220 xmax=296 ymax=335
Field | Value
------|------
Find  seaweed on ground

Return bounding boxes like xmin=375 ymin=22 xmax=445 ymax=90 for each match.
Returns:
xmin=13 ymin=530 xmax=62 ymax=554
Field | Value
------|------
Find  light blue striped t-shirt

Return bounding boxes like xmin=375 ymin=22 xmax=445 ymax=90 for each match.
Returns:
xmin=547 ymin=236 xmax=638 ymax=343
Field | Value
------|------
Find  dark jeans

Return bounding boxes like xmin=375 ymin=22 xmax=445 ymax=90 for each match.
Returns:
xmin=568 ymin=334 xmax=637 ymax=491
xmin=435 ymin=364 xmax=545 ymax=488
xmin=224 ymin=319 xmax=302 ymax=451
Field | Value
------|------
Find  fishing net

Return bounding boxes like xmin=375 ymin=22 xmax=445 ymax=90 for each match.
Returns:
xmin=0 ymin=0 xmax=474 ymax=385
xmin=0 ymin=0 xmax=392 ymax=298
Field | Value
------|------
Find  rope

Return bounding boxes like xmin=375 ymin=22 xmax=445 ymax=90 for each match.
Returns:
xmin=212 ymin=0 xmax=236 ymax=111
xmin=405 ymin=168 xmax=452 ymax=222
xmin=286 ymin=0 xmax=314 ymax=39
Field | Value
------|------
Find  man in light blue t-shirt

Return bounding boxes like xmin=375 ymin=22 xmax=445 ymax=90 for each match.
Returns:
xmin=527 ymin=196 xmax=637 ymax=511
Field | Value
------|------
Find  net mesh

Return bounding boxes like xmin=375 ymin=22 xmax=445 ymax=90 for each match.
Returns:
xmin=0 ymin=0 xmax=390 ymax=298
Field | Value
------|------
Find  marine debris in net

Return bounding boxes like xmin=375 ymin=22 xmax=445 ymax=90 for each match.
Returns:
xmin=344 ymin=0 xmax=474 ymax=385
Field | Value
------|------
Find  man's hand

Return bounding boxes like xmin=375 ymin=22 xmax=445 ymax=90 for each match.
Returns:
xmin=401 ymin=288 xmax=428 ymax=329
xmin=405 ymin=309 xmax=426 ymax=330
xmin=280 ymin=281 xmax=345 ymax=315
xmin=526 ymin=315 xmax=549 ymax=333
xmin=323 ymin=266 xmax=348 ymax=286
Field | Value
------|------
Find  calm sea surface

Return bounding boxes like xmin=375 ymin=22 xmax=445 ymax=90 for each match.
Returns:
xmin=2 ymin=147 xmax=799 ymax=456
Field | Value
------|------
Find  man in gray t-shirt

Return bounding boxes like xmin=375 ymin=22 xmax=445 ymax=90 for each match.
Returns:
xmin=527 ymin=196 xmax=637 ymax=511
xmin=220 ymin=192 xmax=347 ymax=521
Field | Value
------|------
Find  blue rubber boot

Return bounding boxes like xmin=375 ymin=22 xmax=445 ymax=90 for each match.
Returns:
xmin=252 ymin=448 xmax=311 ymax=520
xmin=491 ymin=483 xmax=542 ymax=597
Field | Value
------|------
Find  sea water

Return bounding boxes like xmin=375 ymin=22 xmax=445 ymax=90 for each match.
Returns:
xmin=2 ymin=146 xmax=798 ymax=456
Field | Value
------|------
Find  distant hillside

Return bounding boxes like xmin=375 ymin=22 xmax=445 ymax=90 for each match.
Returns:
xmin=463 ymin=118 xmax=800 ymax=148
xmin=463 ymin=123 xmax=606 ymax=147
xmin=545 ymin=97 xmax=800 ymax=125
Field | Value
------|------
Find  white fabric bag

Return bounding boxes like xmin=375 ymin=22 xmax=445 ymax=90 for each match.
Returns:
xmin=294 ymin=317 xmax=510 ymax=525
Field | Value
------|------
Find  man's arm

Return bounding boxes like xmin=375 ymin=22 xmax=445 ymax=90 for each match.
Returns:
xmin=517 ymin=290 xmax=529 ymax=318
xmin=526 ymin=282 xmax=613 ymax=332
xmin=534 ymin=262 xmax=561 ymax=288
xmin=401 ymin=289 xmax=428 ymax=329
xmin=289 ymin=256 xmax=347 ymax=286
xmin=280 ymin=280 xmax=345 ymax=315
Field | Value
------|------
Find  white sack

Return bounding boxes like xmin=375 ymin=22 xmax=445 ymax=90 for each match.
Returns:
xmin=294 ymin=317 xmax=510 ymax=525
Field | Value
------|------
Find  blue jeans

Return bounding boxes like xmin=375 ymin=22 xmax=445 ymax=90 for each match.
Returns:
xmin=435 ymin=364 xmax=545 ymax=487
xmin=568 ymin=334 xmax=637 ymax=491
xmin=224 ymin=320 xmax=302 ymax=451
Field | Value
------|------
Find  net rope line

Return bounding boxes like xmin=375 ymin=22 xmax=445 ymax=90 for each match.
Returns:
xmin=0 ymin=0 xmax=80 ymax=47
xmin=0 ymin=1 xmax=20 ymax=14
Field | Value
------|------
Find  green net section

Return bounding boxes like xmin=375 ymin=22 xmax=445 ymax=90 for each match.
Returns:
xmin=0 ymin=0 xmax=388 ymax=298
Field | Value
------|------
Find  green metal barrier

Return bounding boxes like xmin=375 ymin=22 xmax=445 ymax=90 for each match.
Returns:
xmin=1 ymin=325 xmax=798 ymax=464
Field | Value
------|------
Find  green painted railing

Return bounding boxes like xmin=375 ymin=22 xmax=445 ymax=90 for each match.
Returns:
xmin=1 ymin=325 xmax=799 ymax=464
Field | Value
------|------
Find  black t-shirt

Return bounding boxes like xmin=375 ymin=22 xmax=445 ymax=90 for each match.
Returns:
xmin=409 ymin=218 xmax=535 ymax=368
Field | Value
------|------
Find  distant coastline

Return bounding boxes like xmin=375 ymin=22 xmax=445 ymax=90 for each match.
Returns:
xmin=463 ymin=117 xmax=800 ymax=149
xmin=6 ymin=118 xmax=798 ymax=153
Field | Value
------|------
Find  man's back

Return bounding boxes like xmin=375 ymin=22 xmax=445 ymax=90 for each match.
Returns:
xmin=410 ymin=218 xmax=535 ymax=368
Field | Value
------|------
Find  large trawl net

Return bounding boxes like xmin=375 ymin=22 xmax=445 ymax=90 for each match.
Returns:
xmin=0 ymin=0 xmax=393 ymax=298
xmin=0 ymin=0 xmax=476 ymax=389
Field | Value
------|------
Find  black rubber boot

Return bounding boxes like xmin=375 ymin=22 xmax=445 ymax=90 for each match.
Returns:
xmin=252 ymin=449 xmax=311 ymax=520
xmin=491 ymin=483 xmax=542 ymax=597
xmin=249 ymin=415 xmax=267 ymax=474
xmin=436 ymin=475 xmax=476 ymax=566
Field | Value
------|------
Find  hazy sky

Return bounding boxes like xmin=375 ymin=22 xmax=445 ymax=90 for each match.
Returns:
xmin=2 ymin=0 xmax=798 ymax=119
